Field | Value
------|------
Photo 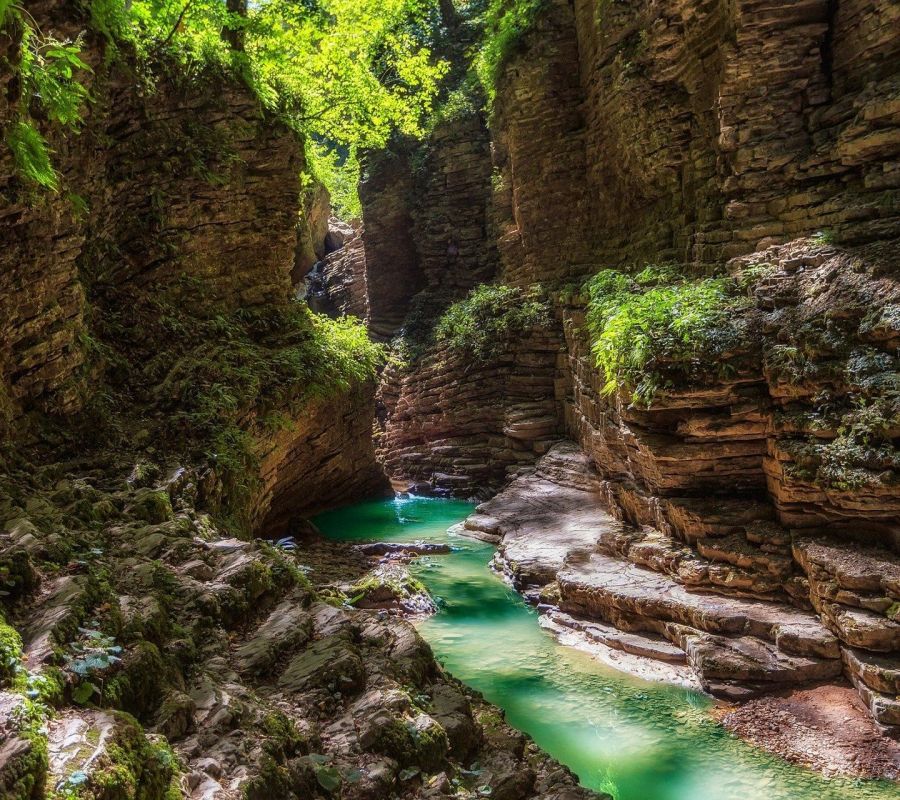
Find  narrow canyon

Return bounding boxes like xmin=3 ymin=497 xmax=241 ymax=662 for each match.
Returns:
xmin=0 ymin=1 xmax=898 ymax=799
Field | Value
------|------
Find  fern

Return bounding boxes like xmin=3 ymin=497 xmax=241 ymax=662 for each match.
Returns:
xmin=21 ymin=28 xmax=92 ymax=128
xmin=583 ymin=268 xmax=747 ymax=405
xmin=5 ymin=121 xmax=59 ymax=191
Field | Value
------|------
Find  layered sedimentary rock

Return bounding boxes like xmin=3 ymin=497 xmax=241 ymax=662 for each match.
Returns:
xmin=359 ymin=147 xmax=425 ymax=338
xmin=492 ymin=0 xmax=900 ymax=281
xmin=306 ymin=222 xmax=370 ymax=321
xmin=0 ymin=2 xmax=387 ymax=527
xmin=379 ymin=330 xmax=565 ymax=497
xmin=252 ymin=381 xmax=388 ymax=535
xmin=465 ymin=444 xmax=900 ymax=756
xmin=369 ymin=0 xmax=900 ymax=737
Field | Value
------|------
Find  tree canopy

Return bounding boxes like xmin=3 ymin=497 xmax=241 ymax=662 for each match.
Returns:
xmin=3 ymin=0 xmax=452 ymax=215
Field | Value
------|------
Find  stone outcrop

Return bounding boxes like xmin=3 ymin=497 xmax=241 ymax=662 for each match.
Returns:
xmin=465 ymin=444 xmax=899 ymax=752
xmin=359 ymin=147 xmax=425 ymax=338
xmin=378 ymin=330 xmax=565 ymax=497
xmin=306 ymin=221 xmax=370 ymax=321
xmin=0 ymin=455 xmax=604 ymax=800
xmin=1 ymin=2 xmax=389 ymax=533
xmin=492 ymin=0 xmax=900 ymax=281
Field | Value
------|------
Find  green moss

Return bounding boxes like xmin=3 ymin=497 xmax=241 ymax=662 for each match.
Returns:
xmin=434 ymin=284 xmax=551 ymax=363
xmin=261 ymin=711 xmax=308 ymax=760
xmin=7 ymin=718 xmax=50 ymax=800
xmin=100 ymin=295 xmax=383 ymax=535
xmin=56 ymin=713 xmax=179 ymax=800
xmin=583 ymin=267 xmax=750 ymax=405
xmin=348 ymin=570 xmax=427 ymax=607
xmin=782 ymin=398 xmax=898 ymax=491
xmin=130 ymin=490 xmax=173 ymax=525
xmin=104 ymin=642 xmax=168 ymax=718
xmin=886 ymin=602 xmax=900 ymax=622
xmin=0 ymin=611 xmax=23 ymax=687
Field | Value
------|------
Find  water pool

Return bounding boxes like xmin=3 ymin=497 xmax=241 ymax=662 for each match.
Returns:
xmin=314 ymin=496 xmax=896 ymax=800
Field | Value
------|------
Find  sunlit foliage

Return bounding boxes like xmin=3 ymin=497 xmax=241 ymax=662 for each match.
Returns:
xmin=2 ymin=1 xmax=449 ymax=212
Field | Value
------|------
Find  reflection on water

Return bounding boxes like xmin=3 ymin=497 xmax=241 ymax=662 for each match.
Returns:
xmin=314 ymin=496 xmax=896 ymax=800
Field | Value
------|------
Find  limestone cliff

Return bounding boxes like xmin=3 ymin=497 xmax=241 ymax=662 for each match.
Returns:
xmin=0 ymin=5 xmax=601 ymax=800
xmin=366 ymin=0 xmax=900 ymax=741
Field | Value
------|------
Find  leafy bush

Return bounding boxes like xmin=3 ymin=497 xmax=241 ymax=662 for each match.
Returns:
xmin=583 ymin=267 xmax=747 ymax=405
xmin=434 ymin=284 xmax=551 ymax=361
xmin=0 ymin=0 xmax=14 ymax=26
xmin=473 ymin=0 xmax=547 ymax=107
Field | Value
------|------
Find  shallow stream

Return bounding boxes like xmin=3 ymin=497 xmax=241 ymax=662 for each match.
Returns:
xmin=314 ymin=496 xmax=896 ymax=800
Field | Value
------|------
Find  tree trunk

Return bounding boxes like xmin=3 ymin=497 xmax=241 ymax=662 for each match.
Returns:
xmin=222 ymin=0 xmax=247 ymax=52
xmin=438 ymin=0 xmax=458 ymax=28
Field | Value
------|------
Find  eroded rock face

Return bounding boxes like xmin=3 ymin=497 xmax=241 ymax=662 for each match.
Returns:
xmin=379 ymin=332 xmax=565 ymax=498
xmin=466 ymin=444 xmax=900 ymax=743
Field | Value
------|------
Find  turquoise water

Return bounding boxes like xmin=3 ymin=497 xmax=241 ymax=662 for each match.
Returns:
xmin=314 ymin=496 xmax=897 ymax=800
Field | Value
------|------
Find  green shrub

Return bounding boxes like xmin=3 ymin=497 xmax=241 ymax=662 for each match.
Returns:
xmin=583 ymin=267 xmax=747 ymax=405
xmin=434 ymin=284 xmax=551 ymax=362
xmin=0 ymin=612 xmax=23 ymax=686
xmin=474 ymin=0 xmax=547 ymax=107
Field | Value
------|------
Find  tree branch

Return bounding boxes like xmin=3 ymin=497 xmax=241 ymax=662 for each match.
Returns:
xmin=162 ymin=1 xmax=193 ymax=48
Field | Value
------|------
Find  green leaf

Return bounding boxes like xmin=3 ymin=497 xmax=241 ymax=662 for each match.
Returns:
xmin=72 ymin=681 xmax=97 ymax=704
xmin=315 ymin=765 xmax=342 ymax=792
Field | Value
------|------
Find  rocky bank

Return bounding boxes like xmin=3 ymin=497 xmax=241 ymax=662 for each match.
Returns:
xmin=345 ymin=0 xmax=900 ymax=775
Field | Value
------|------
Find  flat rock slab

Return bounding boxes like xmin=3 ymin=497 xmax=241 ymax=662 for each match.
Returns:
xmin=842 ymin=646 xmax=900 ymax=695
xmin=278 ymin=632 xmax=366 ymax=695
xmin=547 ymin=610 xmax=687 ymax=663
xmin=793 ymin=536 xmax=900 ymax=598
xmin=670 ymin=626 xmax=842 ymax=692
xmin=233 ymin=597 xmax=313 ymax=675
xmin=559 ymin=553 xmax=840 ymax=660
xmin=467 ymin=444 xmax=625 ymax=587
xmin=356 ymin=541 xmax=451 ymax=556
xmin=821 ymin=601 xmax=900 ymax=653
xmin=539 ymin=615 xmax=701 ymax=690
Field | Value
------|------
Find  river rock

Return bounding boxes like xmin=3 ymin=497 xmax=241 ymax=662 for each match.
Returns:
xmin=559 ymin=553 xmax=840 ymax=660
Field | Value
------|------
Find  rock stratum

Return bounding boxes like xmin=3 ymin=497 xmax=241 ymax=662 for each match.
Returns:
xmin=356 ymin=0 xmax=900 ymax=765
xmin=0 ymin=3 xmax=606 ymax=799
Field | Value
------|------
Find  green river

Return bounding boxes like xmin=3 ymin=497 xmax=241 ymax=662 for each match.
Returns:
xmin=314 ymin=496 xmax=896 ymax=800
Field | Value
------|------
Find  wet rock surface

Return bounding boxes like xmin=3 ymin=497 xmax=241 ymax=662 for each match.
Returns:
xmin=466 ymin=444 xmax=900 ymax=772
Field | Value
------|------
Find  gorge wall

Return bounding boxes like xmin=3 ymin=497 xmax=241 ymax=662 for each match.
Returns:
xmin=0 ymin=2 xmax=387 ymax=531
xmin=363 ymin=0 xmax=900 ymax=737
xmin=0 ymin=4 xmax=610 ymax=800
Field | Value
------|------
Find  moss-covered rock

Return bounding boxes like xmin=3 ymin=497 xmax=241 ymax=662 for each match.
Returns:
xmin=47 ymin=710 xmax=178 ymax=800
xmin=129 ymin=490 xmax=173 ymax=525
